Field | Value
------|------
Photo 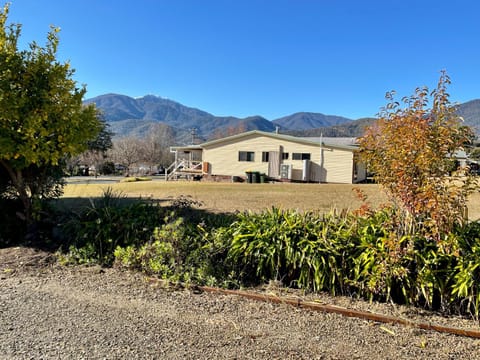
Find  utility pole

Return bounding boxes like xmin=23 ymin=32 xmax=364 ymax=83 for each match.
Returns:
xmin=319 ymin=132 xmax=323 ymax=183
xmin=190 ymin=128 xmax=197 ymax=145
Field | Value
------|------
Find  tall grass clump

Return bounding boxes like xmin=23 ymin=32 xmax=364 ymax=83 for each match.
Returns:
xmin=450 ymin=221 xmax=480 ymax=318
xmin=226 ymin=204 xmax=480 ymax=318
xmin=347 ymin=205 xmax=453 ymax=309
xmin=227 ymin=208 xmax=357 ymax=293
xmin=60 ymin=188 xmax=167 ymax=265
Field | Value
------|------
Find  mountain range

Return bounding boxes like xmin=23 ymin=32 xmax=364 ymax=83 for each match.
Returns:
xmin=85 ymin=94 xmax=480 ymax=144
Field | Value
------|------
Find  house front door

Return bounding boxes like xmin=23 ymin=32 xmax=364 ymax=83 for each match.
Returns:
xmin=268 ymin=151 xmax=280 ymax=177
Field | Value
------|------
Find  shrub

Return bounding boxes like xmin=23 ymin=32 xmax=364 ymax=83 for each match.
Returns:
xmin=58 ymin=187 xmax=480 ymax=319
xmin=228 ymin=208 xmax=356 ymax=292
xmin=225 ymin=205 xmax=480 ymax=318
xmin=61 ymin=188 xmax=166 ymax=265
xmin=99 ymin=161 xmax=115 ymax=175
xmin=450 ymin=222 xmax=480 ymax=317
xmin=358 ymin=73 xmax=475 ymax=242
xmin=114 ymin=237 xmax=177 ymax=279
xmin=114 ymin=210 xmax=238 ymax=287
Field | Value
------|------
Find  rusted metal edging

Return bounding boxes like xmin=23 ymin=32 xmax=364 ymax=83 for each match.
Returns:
xmin=197 ymin=285 xmax=480 ymax=339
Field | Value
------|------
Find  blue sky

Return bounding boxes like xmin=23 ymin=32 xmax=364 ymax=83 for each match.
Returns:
xmin=7 ymin=0 xmax=480 ymax=120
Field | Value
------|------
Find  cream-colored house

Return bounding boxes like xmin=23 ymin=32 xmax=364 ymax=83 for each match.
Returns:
xmin=168 ymin=130 xmax=367 ymax=184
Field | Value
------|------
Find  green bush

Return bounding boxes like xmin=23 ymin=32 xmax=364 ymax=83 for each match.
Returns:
xmin=226 ymin=205 xmax=480 ymax=318
xmin=61 ymin=189 xmax=167 ymax=265
xmin=114 ymin=213 xmax=184 ymax=277
xmin=114 ymin=238 xmax=177 ymax=278
xmin=450 ymin=222 xmax=480 ymax=317
xmin=58 ymin=189 xmax=480 ymax=319
xmin=228 ymin=208 xmax=355 ymax=292
xmin=99 ymin=161 xmax=115 ymax=175
xmin=184 ymin=216 xmax=241 ymax=288
xmin=349 ymin=209 xmax=411 ymax=302
xmin=113 ymin=210 xmax=239 ymax=287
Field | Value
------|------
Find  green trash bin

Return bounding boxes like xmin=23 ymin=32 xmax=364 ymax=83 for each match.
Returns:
xmin=245 ymin=171 xmax=253 ymax=183
xmin=260 ymin=173 xmax=266 ymax=183
xmin=252 ymin=171 xmax=260 ymax=183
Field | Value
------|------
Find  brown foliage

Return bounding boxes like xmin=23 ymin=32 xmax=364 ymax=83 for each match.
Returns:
xmin=358 ymin=72 xmax=475 ymax=240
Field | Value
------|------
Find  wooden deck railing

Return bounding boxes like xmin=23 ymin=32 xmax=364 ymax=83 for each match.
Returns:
xmin=165 ymin=160 xmax=203 ymax=180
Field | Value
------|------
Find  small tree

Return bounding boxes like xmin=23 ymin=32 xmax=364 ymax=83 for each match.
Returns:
xmin=358 ymin=72 xmax=475 ymax=240
xmin=0 ymin=4 xmax=101 ymax=225
xmin=136 ymin=123 xmax=173 ymax=171
xmin=78 ymin=119 xmax=113 ymax=177
xmin=108 ymin=137 xmax=144 ymax=176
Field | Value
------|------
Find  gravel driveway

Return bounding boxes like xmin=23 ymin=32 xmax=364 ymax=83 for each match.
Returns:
xmin=1 ymin=247 xmax=480 ymax=359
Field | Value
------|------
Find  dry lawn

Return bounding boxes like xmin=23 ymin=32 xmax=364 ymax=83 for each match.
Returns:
xmin=62 ymin=179 xmax=480 ymax=220
xmin=63 ymin=181 xmax=384 ymax=213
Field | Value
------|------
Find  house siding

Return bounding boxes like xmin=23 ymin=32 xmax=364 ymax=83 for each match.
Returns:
xmin=202 ymin=133 xmax=356 ymax=183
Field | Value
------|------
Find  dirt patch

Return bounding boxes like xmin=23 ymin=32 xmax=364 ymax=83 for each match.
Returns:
xmin=0 ymin=246 xmax=56 ymax=273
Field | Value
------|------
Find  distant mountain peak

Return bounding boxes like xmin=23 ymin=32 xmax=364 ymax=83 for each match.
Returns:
xmin=85 ymin=93 xmax=480 ymax=141
xmin=272 ymin=112 xmax=352 ymax=131
xmin=85 ymin=94 xmax=276 ymax=142
xmin=137 ymin=94 xmax=160 ymax=100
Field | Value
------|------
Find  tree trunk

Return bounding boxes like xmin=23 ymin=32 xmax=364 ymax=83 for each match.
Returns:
xmin=0 ymin=160 xmax=34 ymax=237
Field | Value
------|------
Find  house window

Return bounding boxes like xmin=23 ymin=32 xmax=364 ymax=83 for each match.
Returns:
xmin=239 ymin=151 xmax=255 ymax=162
xmin=292 ymin=153 xmax=311 ymax=160
xmin=262 ymin=152 xmax=269 ymax=162
xmin=264 ymin=152 xmax=288 ymax=161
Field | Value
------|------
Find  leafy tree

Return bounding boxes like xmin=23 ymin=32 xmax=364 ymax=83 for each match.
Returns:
xmin=358 ymin=72 xmax=475 ymax=240
xmin=66 ymin=121 xmax=112 ymax=176
xmin=468 ymin=144 xmax=480 ymax=161
xmin=87 ymin=118 xmax=113 ymax=153
xmin=0 ymin=4 xmax=102 ymax=226
xmin=98 ymin=161 xmax=115 ymax=175
xmin=77 ymin=119 xmax=113 ymax=176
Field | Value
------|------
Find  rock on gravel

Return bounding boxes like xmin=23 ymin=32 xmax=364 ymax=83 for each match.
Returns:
xmin=1 ymin=247 xmax=480 ymax=359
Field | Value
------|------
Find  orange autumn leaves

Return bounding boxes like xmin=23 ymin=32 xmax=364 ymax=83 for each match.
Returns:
xmin=358 ymin=72 xmax=475 ymax=240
